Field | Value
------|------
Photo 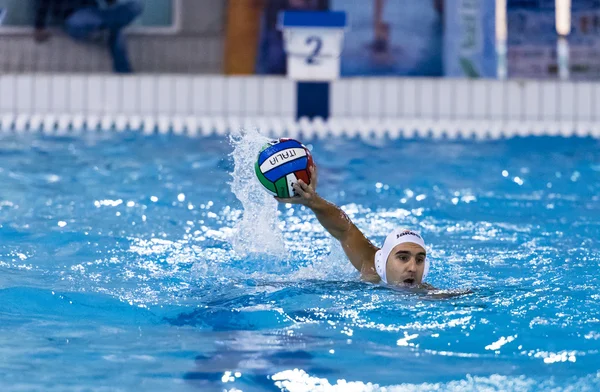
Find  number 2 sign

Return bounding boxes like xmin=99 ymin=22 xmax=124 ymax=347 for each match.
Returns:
xmin=305 ymin=36 xmax=323 ymax=64
xmin=278 ymin=11 xmax=347 ymax=81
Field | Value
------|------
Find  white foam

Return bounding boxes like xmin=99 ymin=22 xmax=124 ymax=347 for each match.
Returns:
xmin=271 ymin=370 xmax=600 ymax=392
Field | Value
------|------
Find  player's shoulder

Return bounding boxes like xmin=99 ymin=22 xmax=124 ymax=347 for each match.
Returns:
xmin=360 ymin=253 xmax=380 ymax=283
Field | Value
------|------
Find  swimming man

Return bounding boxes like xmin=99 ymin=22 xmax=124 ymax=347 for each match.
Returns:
xmin=275 ymin=165 xmax=431 ymax=288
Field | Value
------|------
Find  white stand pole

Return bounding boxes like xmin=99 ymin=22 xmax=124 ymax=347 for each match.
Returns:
xmin=496 ymin=40 xmax=507 ymax=80
xmin=557 ymin=35 xmax=570 ymax=80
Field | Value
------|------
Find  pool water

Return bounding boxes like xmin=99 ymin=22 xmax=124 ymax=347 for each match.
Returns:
xmin=1 ymin=131 xmax=599 ymax=391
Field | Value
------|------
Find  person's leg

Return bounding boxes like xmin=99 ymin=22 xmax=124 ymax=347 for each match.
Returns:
xmin=64 ymin=7 xmax=104 ymax=41
xmin=102 ymin=1 xmax=143 ymax=73
xmin=101 ymin=0 xmax=144 ymax=30
xmin=108 ymin=29 xmax=132 ymax=73
xmin=372 ymin=0 xmax=389 ymax=53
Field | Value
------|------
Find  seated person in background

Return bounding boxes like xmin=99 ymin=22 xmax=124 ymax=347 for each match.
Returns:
xmin=34 ymin=0 xmax=143 ymax=73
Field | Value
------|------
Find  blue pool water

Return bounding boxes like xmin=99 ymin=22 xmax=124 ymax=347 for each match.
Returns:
xmin=1 ymin=131 xmax=599 ymax=391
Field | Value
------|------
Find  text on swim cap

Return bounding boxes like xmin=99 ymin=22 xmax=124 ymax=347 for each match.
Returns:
xmin=397 ymin=231 xmax=422 ymax=240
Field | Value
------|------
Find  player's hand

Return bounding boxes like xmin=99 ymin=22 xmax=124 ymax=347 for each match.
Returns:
xmin=275 ymin=165 xmax=319 ymax=207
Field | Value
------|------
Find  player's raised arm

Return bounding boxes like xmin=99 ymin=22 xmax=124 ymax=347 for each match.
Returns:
xmin=258 ymin=139 xmax=433 ymax=288
xmin=276 ymin=166 xmax=380 ymax=281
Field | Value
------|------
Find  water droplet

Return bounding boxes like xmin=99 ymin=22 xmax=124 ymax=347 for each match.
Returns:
xmin=47 ymin=174 xmax=60 ymax=183
xmin=570 ymin=171 xmax=580 ymax=182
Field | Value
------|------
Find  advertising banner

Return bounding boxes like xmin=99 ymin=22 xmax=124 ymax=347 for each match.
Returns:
xmin=444 ymin=0 xmax=497 ymax=78
xmin=508 ymin=0 xmax=600 ymax=80
xmin=331 ymin=0 xmax=444 ymax=76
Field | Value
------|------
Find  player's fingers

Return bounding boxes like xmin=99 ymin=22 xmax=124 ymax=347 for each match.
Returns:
xmin=297 ymin=180 xmax=311 ymax=192
xmin=311 ymin=165 xmax=318 ymax=190
xmin=293 ymin=182 xmax=308 ymax=197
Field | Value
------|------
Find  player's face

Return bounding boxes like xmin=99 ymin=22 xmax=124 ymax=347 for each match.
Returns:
xmin=385 ymin=242 xmax=426 ymax=286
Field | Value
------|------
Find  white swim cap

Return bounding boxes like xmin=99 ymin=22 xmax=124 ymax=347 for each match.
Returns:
xmin=374 ymin=228 xmax=429 ymax=284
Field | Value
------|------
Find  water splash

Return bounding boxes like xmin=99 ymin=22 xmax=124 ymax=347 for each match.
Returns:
xmin=291 ymin=238 xmax=357 ymax=281
xmin=229 ymin=128 xmax=286 ymax=257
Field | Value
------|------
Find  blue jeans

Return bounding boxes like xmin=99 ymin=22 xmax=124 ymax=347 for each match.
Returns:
xmin=64 ymin=1 xmax=143 ymax=73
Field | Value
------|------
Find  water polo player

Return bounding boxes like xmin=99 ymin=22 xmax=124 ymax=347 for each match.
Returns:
xmin=275 ymin=165 xmax=430 ymax=287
